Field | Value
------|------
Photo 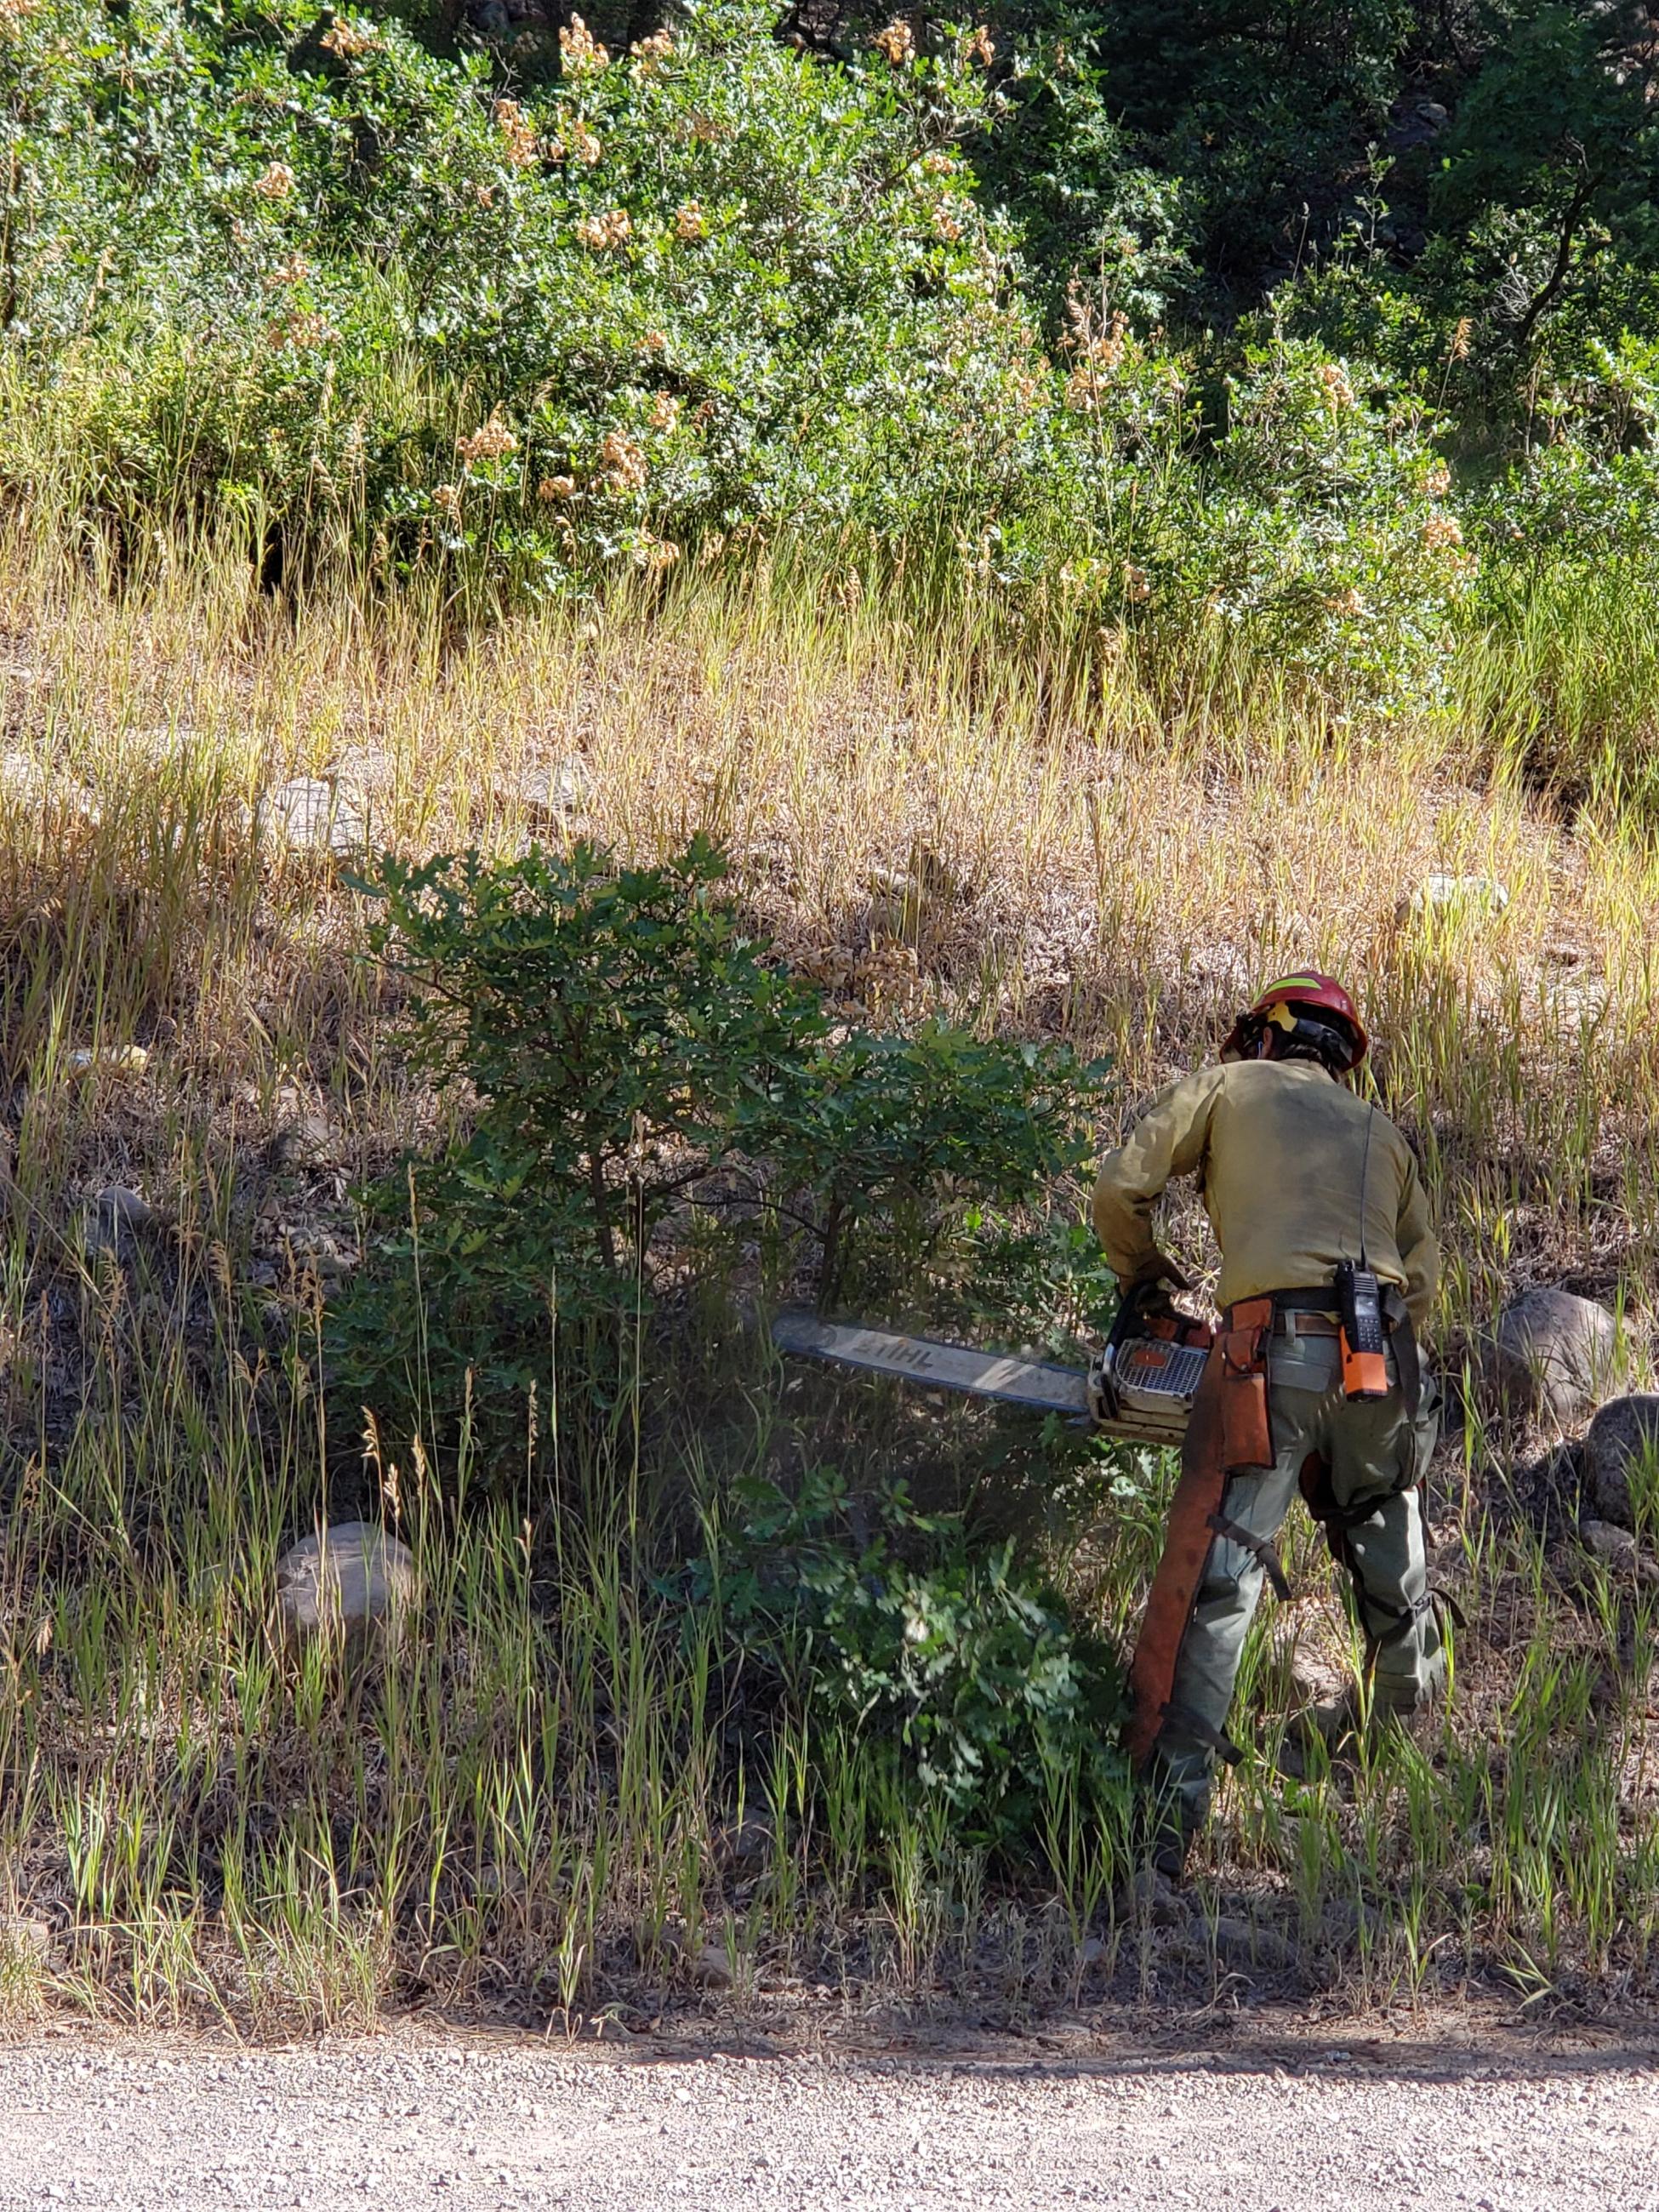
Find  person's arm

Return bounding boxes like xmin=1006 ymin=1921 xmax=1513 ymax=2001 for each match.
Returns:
xmin=1395 ymin=1146 xmax=1439 ymax=1334
xmin=1091 ymin=1068 xmax=1223 ymax=1287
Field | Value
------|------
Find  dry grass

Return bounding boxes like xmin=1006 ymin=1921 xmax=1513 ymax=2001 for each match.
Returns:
xmin=1 ymin=521 xmax=1656 ymax=2034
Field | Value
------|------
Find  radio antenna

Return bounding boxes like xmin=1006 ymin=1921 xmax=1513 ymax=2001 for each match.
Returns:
xmin=1357 ymin=1101 xmax=1377 ymax=1272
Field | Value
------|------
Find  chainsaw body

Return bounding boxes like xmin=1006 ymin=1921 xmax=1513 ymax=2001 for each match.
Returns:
xmin=1086 ymin=1297 xmax=1214 ymax=1448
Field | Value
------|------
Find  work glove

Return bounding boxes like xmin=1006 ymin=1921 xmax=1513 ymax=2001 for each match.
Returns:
xmin=1126 ymin=1252 xmax=1190 ymax=1295
xmin=1120 ymin=1253 xmax=1190 ymax=1319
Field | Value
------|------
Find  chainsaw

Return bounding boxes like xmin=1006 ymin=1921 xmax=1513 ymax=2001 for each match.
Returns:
xmin=772 ymin=1290 xmax=1213 ymax=1450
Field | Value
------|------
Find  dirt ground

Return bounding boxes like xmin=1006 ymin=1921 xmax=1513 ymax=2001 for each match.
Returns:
xmin=1 ymin=2016 xmax=1656 ymax=2210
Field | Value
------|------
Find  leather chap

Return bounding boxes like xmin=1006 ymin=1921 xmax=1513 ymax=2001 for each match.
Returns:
xmin=1124 ymin=1296 xmax=1276 ymax=1769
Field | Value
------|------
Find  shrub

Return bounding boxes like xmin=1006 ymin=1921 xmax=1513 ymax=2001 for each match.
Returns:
xmin=683 ymin=1464 xmax=1130 ymax=1852
xmin=1 ymin=0 xmax=1080 ymax=594
xmin=1145 ymin=337 xmax=1469 ymax=706
xmin=0 ymin=0 xmax=1482 ymax=710
xmin=332 ymin=836 xmax=1112 ymax=1456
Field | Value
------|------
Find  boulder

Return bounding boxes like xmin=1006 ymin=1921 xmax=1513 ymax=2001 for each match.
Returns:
xmin=268 ymin=1112 xmax=336 ymax=1171
xmin=1581 ymin=1394 xmax=1659 ymax=1530
xmin=83 ymin=1183 xmax=156 ymax=1258
xmin=0 ymin=1915 xmax=52 ymax=1965
xmin=502 ymin=758 xmax=590 ymax=824
xmin=1487 ymin=1287 xmax=1618 ymax=1428
xmin=257 ymin=778 xmax=368 ymax=861
xmin=275 ymin=1522 xmax=417 ymax=1660
xmin=1578 ymin=1520 xmax=1658 ymax=1583
xmin=1406 ymin=873 xmax=1510 ymax=921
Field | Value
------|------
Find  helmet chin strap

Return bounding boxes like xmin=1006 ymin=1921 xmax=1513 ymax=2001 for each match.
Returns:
xmin=1266 ymin=1006 xmax=1351 ymax=1074
xmin=1223 ymin=997 xmax=1358 ymax=1071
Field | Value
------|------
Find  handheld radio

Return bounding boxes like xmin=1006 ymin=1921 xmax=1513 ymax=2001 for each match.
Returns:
xmin=1335 ymin=1258 xmax=1389 ymax=1399
xmin=1337 ymin=1106 xmax=1391 ymax=1401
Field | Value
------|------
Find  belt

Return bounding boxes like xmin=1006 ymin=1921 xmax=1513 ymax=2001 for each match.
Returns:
xmin=1225 ymin=1289 xmax=1394 ymax=1337
xmin=1269 ymin=1284 xmax=1400 ymax=1338
xmin=1276 ymin=1311 xmax=1340 ymax=1337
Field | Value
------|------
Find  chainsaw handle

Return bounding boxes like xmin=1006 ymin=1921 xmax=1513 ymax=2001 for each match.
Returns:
xmin=1112 ymin=1269 xmax=1185 ymax=1342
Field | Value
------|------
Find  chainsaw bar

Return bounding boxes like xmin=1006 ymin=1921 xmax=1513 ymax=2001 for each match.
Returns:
xmin=772 ymin=1312 xmax=1091 ymax=1416
xmin=773 ymin=1309 xmax=1203 ymax=1451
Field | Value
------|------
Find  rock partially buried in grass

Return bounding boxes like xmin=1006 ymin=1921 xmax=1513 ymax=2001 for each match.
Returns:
xmin=257 ymin=778 xmax=368 ymax=862
xmin=275 ymin=1522 xmax=417 ymax=1661
xmin=1210 ymin=1914 xmax=1296 ymax=1974
xmin=1580 ymin=1394 xmax=1659 ymax=1530
xmin=1486 ymin=1286 xmax=1619 ymax=1428
xmin=0 ymin=1915 xmax=53 ymax=1965
xmin=83 ymin=1183 xmax=157 ymax=1259
xmin=1405 ymin=873 xmax=1511 ymax=920
xmin=1578 ymin=1519 xmax=1659 ymax=1583
xmin=691 ymin=1942 xmax=737 ymax=1990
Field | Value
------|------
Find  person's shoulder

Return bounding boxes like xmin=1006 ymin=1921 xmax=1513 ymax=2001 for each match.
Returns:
xmin=1214 ymin=1057 xmax=1282 ymax=1097
xmin=1218 ymin=1059 xmax=1368 ymax=1115
xmin=1162 ymin=1061 xmax=1228 ymax=1107
xmin=1126 ymin=1062 xmax=1223 ymax=1126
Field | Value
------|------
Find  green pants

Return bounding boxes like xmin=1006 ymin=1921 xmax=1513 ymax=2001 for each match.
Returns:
xmin=1152 ymin=1328 xmax=1445 ymax=1830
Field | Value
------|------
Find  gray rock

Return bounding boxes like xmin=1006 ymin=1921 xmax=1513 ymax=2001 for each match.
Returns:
xmin=0 ymin=1916 xmax=51 ymax=1964
xmin=1211 ymin=1915 xmax=1296 ymax=1973
xmin=1407 ymin=873 xmax=1510 ymax=921
xmin=275 ymin=1523 xmax=418 ymax=1660
xmin=269 ymin=1113 xmax=336 ymax=1171
xmin=501 ymin=759 xmax=589 ymax=824
xmin=84 ymin=1183 xmax=155 ymax=1257
xmin=690 ymin=1942 xmax=736 ymax=1990
xmin=1579 ymin=1519 xmax=1659 ymax=1584
xmin=1581 ymin=1394 xmax=1659 ymax=1530
xmin=256 ymin=778 xmax=368 ymax=861
xmin=1487 ymin=1286 xmax=1619 ymax=1427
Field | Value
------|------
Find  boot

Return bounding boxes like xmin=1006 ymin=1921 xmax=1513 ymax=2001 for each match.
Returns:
xmin=1114 ymin=1787 xmax=1197 ymax=1924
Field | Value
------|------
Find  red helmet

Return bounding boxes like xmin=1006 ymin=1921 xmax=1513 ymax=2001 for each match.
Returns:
xmin=1221 ymin=971 xmax=1369 ymax=1071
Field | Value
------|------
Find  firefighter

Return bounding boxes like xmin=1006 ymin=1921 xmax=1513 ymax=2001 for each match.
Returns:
xmin=1092 ymin=972 xmax=1445 ymax=1877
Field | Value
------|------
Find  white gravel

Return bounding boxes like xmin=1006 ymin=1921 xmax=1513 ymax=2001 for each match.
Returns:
xmin=0 ymin=2032 xmax=1655 ymax=2210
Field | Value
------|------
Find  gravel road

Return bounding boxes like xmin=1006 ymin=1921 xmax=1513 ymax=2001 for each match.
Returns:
xmin=1 ymin=2029 xmax=1656 ymax=2211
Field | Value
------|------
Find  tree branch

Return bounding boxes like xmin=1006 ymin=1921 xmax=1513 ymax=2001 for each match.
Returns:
xmin=1514 ymin=166 xmax=1599 ymax=353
